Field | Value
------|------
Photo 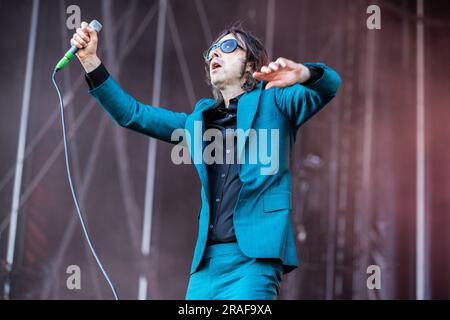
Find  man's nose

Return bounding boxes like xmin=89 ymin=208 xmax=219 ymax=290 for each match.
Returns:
xmin=211 ymin=47 xmax=222 ymax=59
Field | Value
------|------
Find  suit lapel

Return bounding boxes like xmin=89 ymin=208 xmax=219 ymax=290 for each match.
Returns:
xmin=237 ymin=80 xmax=264 ymax=160
xmin=185 ymin=100 xmax=217 ymax=199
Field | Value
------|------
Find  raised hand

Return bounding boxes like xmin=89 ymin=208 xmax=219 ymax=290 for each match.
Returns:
xmin=252 ymin=57 xmax=311 ymax=89
xmin=71 ymin=21 xmax=101 ymax=73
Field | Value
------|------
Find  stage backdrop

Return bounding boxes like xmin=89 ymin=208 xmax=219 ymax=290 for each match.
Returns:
xmin=1 ymin=0 xmax=450 ymax=299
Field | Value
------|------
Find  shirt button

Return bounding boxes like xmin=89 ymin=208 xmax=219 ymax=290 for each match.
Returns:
xmin=216 ymin=198 xmax=220 ymax=202
xmin=221 ymin=173 xmax=226 ymax=178
xmin=209 ymin=224 xmax=214 ymax=229
xmin=226 ymin=149 xmax=230 ymax=154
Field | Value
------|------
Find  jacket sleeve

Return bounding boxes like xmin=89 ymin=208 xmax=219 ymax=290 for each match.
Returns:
xmin=89 ymin=75 xmax=188 ymax=144
xmin=274 ymin=62 xmax=341 ymax=131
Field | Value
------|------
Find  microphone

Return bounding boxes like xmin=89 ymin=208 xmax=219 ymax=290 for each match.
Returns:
xmin=55 ymin=20 xmax=102 ymax=71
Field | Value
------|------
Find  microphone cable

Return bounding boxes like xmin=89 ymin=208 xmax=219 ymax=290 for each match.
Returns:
xmin=52 ymin=69 xmax=119 ymax=300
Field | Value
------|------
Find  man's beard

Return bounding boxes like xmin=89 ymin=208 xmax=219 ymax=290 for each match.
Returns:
xmin=211 ymin=59 xmax=247 ymax=90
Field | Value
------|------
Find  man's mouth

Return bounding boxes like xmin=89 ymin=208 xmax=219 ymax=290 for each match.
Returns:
xmin=211 ymin=61 xmax=222 ymax=71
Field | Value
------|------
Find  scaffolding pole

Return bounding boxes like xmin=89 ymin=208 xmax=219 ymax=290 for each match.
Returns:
xmin=415 ymin=0 xmax=427 ymax=301
xmin=3 ymin=0 xmax=40 ymax=299
xmin=139 ymin=0 xmax=167 ymax=300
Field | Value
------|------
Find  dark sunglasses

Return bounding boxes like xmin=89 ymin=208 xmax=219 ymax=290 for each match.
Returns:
xmin=205 ymin=38 xmax=244 ymax=61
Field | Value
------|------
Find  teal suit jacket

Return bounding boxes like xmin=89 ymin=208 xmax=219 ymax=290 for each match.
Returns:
xmin=89 ymin=62 xmax=341 ymax=275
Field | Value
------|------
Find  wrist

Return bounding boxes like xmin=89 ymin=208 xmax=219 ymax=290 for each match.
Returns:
xmin=297 ymin=63 xmax=311 ymax=84
xmin=80 ymin=55 xmax=101 ymax=73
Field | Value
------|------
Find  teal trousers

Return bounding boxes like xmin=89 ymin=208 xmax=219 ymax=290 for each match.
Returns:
xmin=185 ymin=242 xmax=283 ymax=300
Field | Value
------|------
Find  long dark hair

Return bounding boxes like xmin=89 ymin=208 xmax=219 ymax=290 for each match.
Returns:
xmin=204 ymin=23 xmax=269 ymax=103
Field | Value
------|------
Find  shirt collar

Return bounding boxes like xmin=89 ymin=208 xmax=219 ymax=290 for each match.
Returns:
xmin=208 ymin=91 xmax=245 ymax=112
xmin=231 ymin=92 xmax=245 ymax=102
xmin=220 ymin=92 xmax=244 ymax=109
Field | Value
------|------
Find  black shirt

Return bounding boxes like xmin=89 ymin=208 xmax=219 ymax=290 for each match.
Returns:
xmin=203 ymin=95 xmax=243 ymax=245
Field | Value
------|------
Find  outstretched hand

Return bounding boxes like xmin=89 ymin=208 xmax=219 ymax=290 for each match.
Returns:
xmin=252 ymin=57 xmax=311 ymax=89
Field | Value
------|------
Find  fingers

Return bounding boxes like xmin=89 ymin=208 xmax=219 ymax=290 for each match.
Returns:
xmin=277 ymin=57 xmax=298 ymax=69
xmin=76 ymin=27 xmax=90 ymax=43
xmin=255 ymin=57 xmax=291 ymax=76
xmin=71 ymin=21 xmax=99 ymax=49
xmin=81 ymin=21 xmax=98 ymax=42
xmin=70 ymin=37 xmax=83 ymax=49
xmin=253 ymin=70 xmax=274 ymax=81
xmin=252 ymin=71 xmax=267 ymax=80
xmin=265 ymin=80 xmax=284 ymax=90
xmin=73 ymin=33 xmax=88 ymax=48
xmin=268 ymin=62 xmax=280 ymax=72
xmin=261 ymin=66 xmax=272 ymax=74
xmin=253 ymin=72 xmax=286 ymax=89
xmin=253 ymin=57 xmax=299 ymax=90
xmin=71 ymin=22 xmax=89 ymax=48
xmin=275 ymin=57 xmax=288 ymax=68
xmin=253 ymin=57 xmax=298 ymax=88
xmin=271 ymin=57 xmax=297 ymax=69
xmin=260 ymin=63 xmax=280 ymax=73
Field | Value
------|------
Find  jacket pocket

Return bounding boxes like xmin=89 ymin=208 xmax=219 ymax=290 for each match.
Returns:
xmin=263 ymin=191 xmax=292 ymax=212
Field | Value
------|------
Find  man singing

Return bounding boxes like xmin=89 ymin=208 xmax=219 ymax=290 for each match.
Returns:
xmin=71 ymin=21 xmax=341 ymax=300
